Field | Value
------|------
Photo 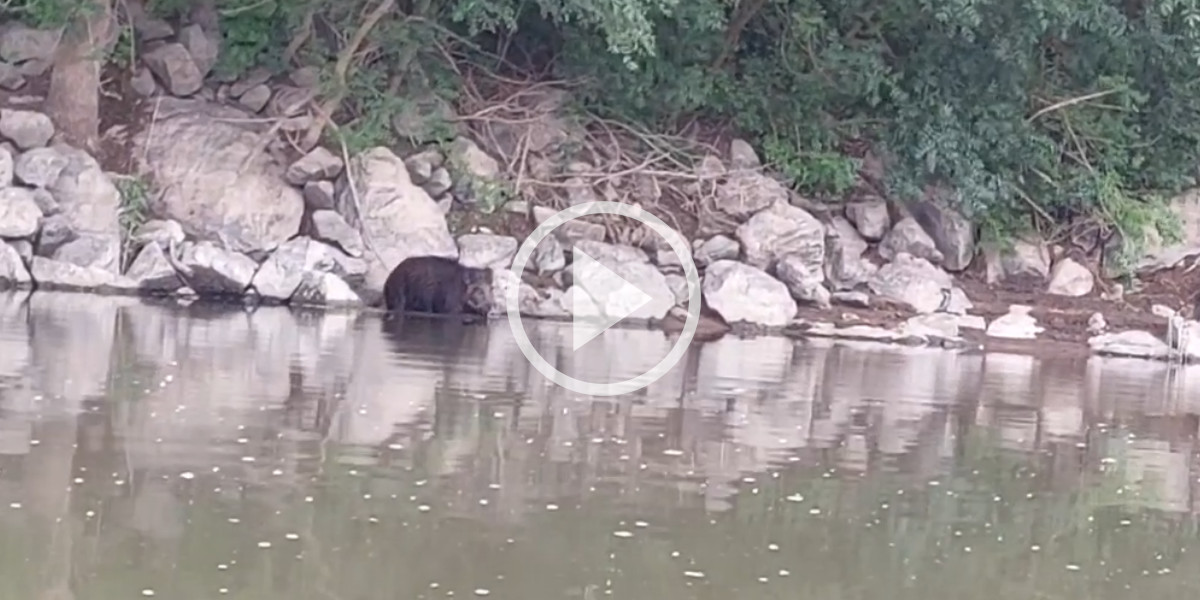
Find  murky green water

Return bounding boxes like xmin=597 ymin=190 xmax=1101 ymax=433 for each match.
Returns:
xmin=1 ymin=291 xmax=1199 ymax=599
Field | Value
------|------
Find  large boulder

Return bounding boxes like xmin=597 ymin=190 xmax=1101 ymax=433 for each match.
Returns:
xmin=134 ymin=98 xmax=305 ymax=257
xmin=702 ymin=260 xmax=797 ymax=327
xmin=45 ymin=145 xmax=122 ymax=273
xmin=334 ymin=147 xmax=458 ymax=301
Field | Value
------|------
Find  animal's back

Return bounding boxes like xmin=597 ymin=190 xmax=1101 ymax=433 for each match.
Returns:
xmin=383 ymin=255 xmax=492 ymax=315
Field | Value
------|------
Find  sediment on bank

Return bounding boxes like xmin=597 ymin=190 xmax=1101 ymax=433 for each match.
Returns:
xmin=1 ymin=11 xmax=1200 ymax=363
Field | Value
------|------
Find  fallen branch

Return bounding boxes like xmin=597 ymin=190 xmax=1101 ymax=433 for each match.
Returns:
xmin=1026 ymin=89 xmax=1121 ymax=123
xmin=299 ymin=0 xmax=397 ymax=151
xmin=307 ymin=102 xmax=386 ymax=268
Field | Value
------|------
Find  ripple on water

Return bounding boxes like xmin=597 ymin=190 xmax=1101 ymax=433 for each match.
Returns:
xmin=0 ymin=295 xmax=1195 ymax=598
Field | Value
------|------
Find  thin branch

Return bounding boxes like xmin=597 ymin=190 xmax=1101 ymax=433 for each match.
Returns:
xmin=1026 ymin=89 xmax=1121 ymax=123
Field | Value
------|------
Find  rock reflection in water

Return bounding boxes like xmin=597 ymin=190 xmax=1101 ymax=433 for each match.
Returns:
xmin=0 ymin=291 xmax=1198 ymax=598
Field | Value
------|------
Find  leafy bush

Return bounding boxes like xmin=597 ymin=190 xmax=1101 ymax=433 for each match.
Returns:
xmin=6 ymin=0 xmax=1200 ymax=255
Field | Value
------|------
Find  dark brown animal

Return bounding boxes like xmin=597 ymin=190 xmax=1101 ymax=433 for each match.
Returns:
xmin=383 ymin=256 xmax=494 ymax=316
xmin=658 ymin=303 xmax=732 ymax=343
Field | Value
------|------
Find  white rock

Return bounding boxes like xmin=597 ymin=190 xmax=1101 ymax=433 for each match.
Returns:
xmin=702 ymin=260 xmax=797 ymax=327
xmin=985 ymin=305 xmax=1044 ymax=340
xmin=1046 ymin=257 xmax=1094 ymax=297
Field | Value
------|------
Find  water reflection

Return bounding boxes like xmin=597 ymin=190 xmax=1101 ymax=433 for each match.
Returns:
xmin=0 ymin=291 xmax=1199 ymax=599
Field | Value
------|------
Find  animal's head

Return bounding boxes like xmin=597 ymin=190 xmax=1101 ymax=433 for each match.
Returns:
xmin=462 ymin=267 xmax=495 ymax=315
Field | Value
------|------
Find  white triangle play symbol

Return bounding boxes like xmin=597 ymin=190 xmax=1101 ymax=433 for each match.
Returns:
xmin=570 ymin=248 xmax=653 ymax=351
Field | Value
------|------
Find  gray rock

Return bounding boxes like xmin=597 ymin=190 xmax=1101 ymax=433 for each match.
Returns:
xmin=290 ymin=271 xmax=362 ymax=308
xmin=404 ymin=149 xmax=442 ymax=183
xmin=775 ymin=253 xmax=832 ymax=308
xmin=665 ymin=273 xmax=690 ymax=306
xmin=44 ymin=145 xmax=121 ymax=271
xmin=142 ymin=43 xmax=203 ymax=96
xmin=716 ymin=172 xmax=786 ymax=220
xmin=488 ymin=268 xmax=561 ymax=318
xmin=899 ymin=312 xmax=962 ymax=341
xmin=824 ymin=216 xmax=875 ymax=291
xmin=50 ymin=232 xmax=119 ymax=271
xmin=0 ymin=186 xmax=41 ymax=238
xmin=178 ymin=24 xmax=219 ymax=77
xmin=7 ymin=239 xmax=30 ymax=263
xmin=563 ymin=176 xmax=600 ymax=207
xmin=694 ymin=235 xmax=739 ymax=267
xmin=303 ymin=180 xmax=336 ymax=210
xmin=424 ymin=167 xmax=453 ymax=197
xmin=880 ymin=217 xmax=943 ymax=265
xmin=174 ymin=241 xmax=259 ymax=294
xmin=986 ymin=305 xmax=1044 ymax=340
xmin=735 ymin=201 xmax=825 ymax=272
xmin=289 ymin=66 xmax=321 ymax=89
xmin=229 ymin=68 xmax=272 ymax=97
xmin=1047 ymin=257 xmax=1094 ymax=297
xmin=285 ymin=147 xmax=344 ymax=185
xmin=131 ymin=219 xmax=186 ymax=248
xmin=250 ymin=237 xmax=359 ymax=301
xmin=571 ymin=258 xmax=675 ymax=321
xmin=702 ymin=260 xmax=797 ymax=327
xmin=29 ymin=187 xmax=57 ymax=214
xmin=867 ymin=252 xmax=960 ymax=314
xmin=985 ymin=237 xmax=1051 ymax=284
xmin=696 ymin=155 xmax=725 ymax=179
xmin=0 ymin=63 xmax=23 ymax=91
xmin=1089 ymin=329 xmax=1169 ymax=359
xmin=34 ymin=213 xmax=74 ymax=256
xmin=728 ymin=139 xmax=760 ymax=170
xmin=448 ymin=137 xmax=500 ymax=180
xmin=0 ymin=108 xmax=53 ymax=149
xmin=831 ymin=290 xmax=870 ymax=308
xmin=0 ymin=145 xmax=11 ymax=186
xmin=910 ymin=199 xmax=976 ymax=272
xmin=310 ymin=210 xmax=365 ymax=258
xmin=237 ymin=84 xmax=272 ymax=113
xmin=529 ymin=236 xmax=565 ymax=274
xmin=844 ymin=200 xmax=890 ymax=242
xmin=13 ymin=146 xmax=67 ymax=187
xmin=29 ymin=256 xmax=135 ymax=293
xmin=458 ymin=233 xmax=517 ymax=269
xmin=654 ymin=244 xmax=687 ymax=270
xmin=0 ymin=241 xmax=31 ymax=289
xmin=336 ymin=146 xmax=458 ymax=296
xmin=130 ymin=66 xmax=158 ymax=96
xmin=0 ymin=24 xmax=58 ymax=74
xmin=132 ymin=16 xmax=174 ymax=42
xmin=125 ymin=241 xmax=183 ymax=291
xmin=134 ymin=98 xmax=305 ymax=256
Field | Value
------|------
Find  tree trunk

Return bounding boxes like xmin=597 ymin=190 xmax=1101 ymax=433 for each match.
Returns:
xmin=44 ymin=0 xmax=116 ymax=153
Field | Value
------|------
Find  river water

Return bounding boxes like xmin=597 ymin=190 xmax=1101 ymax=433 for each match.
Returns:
xmin=0 ymin=291 xmax=1198 ymax=599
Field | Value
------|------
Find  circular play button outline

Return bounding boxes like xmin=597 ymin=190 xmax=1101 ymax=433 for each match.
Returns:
xmin=506 ymin=201 xmax=701 ymax=397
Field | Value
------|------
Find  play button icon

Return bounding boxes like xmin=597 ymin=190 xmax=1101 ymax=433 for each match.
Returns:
xmin=506 ymin=201 xmax=702 ymax=397
xmin=568 ymin=247 xmax=655 ymax=351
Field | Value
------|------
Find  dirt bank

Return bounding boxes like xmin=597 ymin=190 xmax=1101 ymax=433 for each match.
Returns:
xmin=7 ymin=67 xmax=1192 ymax=358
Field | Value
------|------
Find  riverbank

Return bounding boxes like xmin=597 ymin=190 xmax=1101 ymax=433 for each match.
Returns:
xmin=2 ymin=18 xmax=1200 ymax=367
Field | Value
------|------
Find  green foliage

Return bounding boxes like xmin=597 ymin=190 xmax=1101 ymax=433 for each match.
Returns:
xmin=524 ymin=0 xmax=1200 ymax=246
xmin=113 ymin=173 xmax=151 ymax=270
xmin=9 ymin=0 xmax=1200 ymax=251
xmin=0 ymin=0 xmax=80 ymax=28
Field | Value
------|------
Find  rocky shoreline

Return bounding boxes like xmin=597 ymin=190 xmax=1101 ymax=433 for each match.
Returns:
xmin=1 ymin=19 xmax=1200 ymax=364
